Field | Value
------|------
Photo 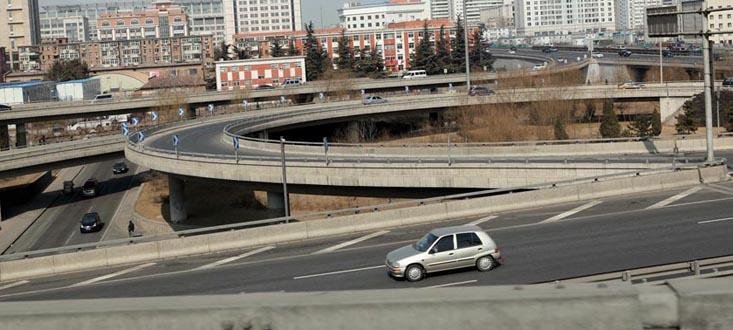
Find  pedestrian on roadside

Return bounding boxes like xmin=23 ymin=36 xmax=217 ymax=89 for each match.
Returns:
xmin=128 ymin=220 xmax=135 ymax=237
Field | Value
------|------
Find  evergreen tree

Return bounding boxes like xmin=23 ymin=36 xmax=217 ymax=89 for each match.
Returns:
xmin=599 ymin=100 xmax=621 ymax=138
xmin=369 ymin=47 xmax=384 ymax=76
xmin=675 ymin=111 xmax=698 ymax=134
xmin=287 ymin=38 xmax=299 ymax=56
xmin=468 ymin=25 xmax=494 ymax=71
xmin=629 ymin=114 xmax=654 ymax=137
xmin=214 ymin=41 xmax=228 ymax=60
xmin=304 ymin=21 xmax=327 ymax=81
xmin=432 ymin=25 xmax=451 ymax=74
xmin=353 ymin=47 xmax=370 ymax=77
xmin=554 ymin=118 xmax=569 ymax=140
xmin=411 ymin=21 xmax=434 ymax=70
xmin=651 ymin=110 xmax=662 ymax=136
xmin=237 ymin=45 xmax=251 ymax=60
xmin=271 ymin=38 xmax=285 ymax=57
xmin=450 ymin=16 xmax=466 ymax=73
xmin=337 ymin=29 xmax=353 ymax=71
xmin=45 ymin=59 xmax=90 ymax=82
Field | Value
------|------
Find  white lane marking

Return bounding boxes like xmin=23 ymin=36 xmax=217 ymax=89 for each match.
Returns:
xmin=194 ymin=246 xmax=275 ymax=270
xmin=293 ymin=265 xmax=384 ymax=280
xmin=468 ymin=215 xmax=498 ymax=226
xmin=70 ymin=262 xmax=156 ymax=287
xmin=646 ymin=187 xmax=702 ymax=209
xmin=698 ymin=217 xmax=733 ymax=224
xmin=0 ymin=280 xmax=30 ymax=291
xmin=705 ymin=184 xmax=733 ymax=196
xmin=542 ymin=200 xmax=603 ymax=223
xmin=424 ymin=280 xmax=477 ymax=288
xmin=313 ymin=230 xmax=390 ymax=255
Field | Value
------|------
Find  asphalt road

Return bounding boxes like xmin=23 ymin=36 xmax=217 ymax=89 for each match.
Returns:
xmin=1 ymin=180 xmax=731 ymax=301
xmin=5 ymin=159 xmax=138 ymax=253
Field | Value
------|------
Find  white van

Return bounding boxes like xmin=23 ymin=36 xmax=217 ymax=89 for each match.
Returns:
xmin=402 ymin=70 xmax=427 ymax=79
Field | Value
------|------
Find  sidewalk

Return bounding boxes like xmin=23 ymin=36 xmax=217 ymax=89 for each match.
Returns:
xmin=0 ymin=166 xmax=84 ymax=254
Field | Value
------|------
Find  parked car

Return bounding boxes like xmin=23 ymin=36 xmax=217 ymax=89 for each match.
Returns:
xmin=385 ymin=225 xmax=502 ymax=282
xmin=82 ymin=178 xmax=99 ymax=197
xmin=469 ymin=86 xmax=494 ymax=96
xmin=80 ymin=212 xmax=103 ymax=233
xmin=618 ymin=50 xmax=632 ymax=57
xmin=532 ymin=63 xmax=547 ymax=71
xmin=112 ymin=162 xmax=129 ymax=174
xmin=255 ymin=84 xmax=275 ymax=90
xmin=591 ymin=53 xmax=604 ymax=58
xmin=723 ymin=78 xmax=733 ymax=87
xmin=281 ymin=79 xmax=303 ymax=87
xmin=362 ymin=95 xmax=387 ymax=105
xmin=62 ymin=180 xmax=74 ymax=195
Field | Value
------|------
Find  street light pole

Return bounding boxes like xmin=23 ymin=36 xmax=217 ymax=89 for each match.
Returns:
xmin=702 ymin=1 xmax=715 ymax=162
xmin=659 ymin=40 xmax=663 ymax=84
xmin=463 ymin=0 xmax=471 ymax=91
xmin=280 ymin=136 xmax=290 ymax=218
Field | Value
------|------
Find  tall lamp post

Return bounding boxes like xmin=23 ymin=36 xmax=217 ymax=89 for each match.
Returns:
xmin=463 ymin=0 xmax=471 ymax=91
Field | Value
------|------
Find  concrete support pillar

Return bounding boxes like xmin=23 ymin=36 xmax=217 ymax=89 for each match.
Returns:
xmin=15 ymin=123 xmax=27 ymax=148
xmin=660 ymin=97 xmax=689 ymax=125
xmin=168 ymin=175 xmax=187 ymax=223
xmin=0 ymin=124 xmax=9 ymax=150
xmin=267 ymin=191 xmax=284 ymax=214
xmin=186 ymin=104 xmax=196 ymax=119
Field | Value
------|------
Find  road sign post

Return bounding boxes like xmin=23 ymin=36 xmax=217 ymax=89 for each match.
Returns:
xmin=172 ymin=134 xmax=180 ymax=158
xmin=323 ymin=137 xmax=329 ymax=165
xmin=232 ymin=136 xmax=240 ymax=164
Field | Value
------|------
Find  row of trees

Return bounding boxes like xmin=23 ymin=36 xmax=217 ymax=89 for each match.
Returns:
xmin=411 ymin=18 xmax=494 ymax=75
xmin=599 ymin=101 xmax=662 ymax=138
xmin=675 ymin=90 xmax=733 ymax=134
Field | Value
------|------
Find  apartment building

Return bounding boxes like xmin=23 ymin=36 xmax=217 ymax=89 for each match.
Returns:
xmin=515 ymin=0 xmax=616 ymax=39
xmin=454 ymin=0 xmax=505 ymax=24
xmin=233 ymin=0 xmax=302 ymax=33
xmin=0 ymin=0 xmax=41 ymax=52
xmin=339 ymin=0 xmax=430 ymax=31
xmin=28 ymin=35 xmax=213 ymax=72
xmin=40 ymin=2 xmax=151 ymax=42
xmin=215 ymin=56 xmax=305 ymax=90
xmin=614 ymin=0 xmax=662 ymax=33
xmin=96 ymin=1 xmax=189 ymax=41
xmin=235 ymin=18 xmax=457 ymax=72
xmin=430 ymin=0 xmax=453 ymax=19
xmin=708 ymin=0 xmax=733 ymax=46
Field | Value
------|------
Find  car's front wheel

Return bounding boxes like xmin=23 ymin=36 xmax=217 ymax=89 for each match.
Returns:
xmin=476 ymin=255 xmax=496 ymax=272
xmin=405 ymin=264 xmax=424 ymax=282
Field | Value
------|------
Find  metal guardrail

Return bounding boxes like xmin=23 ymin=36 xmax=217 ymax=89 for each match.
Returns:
xmin=1 ymin=161 xmax=723 ymax=262
xmin=552 ymin=255 xmax=733 ymax=284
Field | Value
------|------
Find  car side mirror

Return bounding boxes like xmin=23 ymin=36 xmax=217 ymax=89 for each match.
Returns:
xmin=430 ymin=247 xmax=438 ymax=254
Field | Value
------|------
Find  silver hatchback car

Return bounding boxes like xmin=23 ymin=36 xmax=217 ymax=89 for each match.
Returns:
xmin=385 ymin=225 xmax=502 ymax=281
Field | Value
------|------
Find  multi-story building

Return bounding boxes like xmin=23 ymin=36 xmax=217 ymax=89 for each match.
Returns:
xmin=40 ymin=2 xmax=152 ymax=42
xmin=177 ymin=0 xmax=229 ymax=44
xmin=430 ymin=0 xmax=453 ymax=19
xmin=215 ymin=56 xmax=305 ymax=90
xmin=454 ymin=0 xmax=505 ymax=24
xmin=615 ymin=0 xmax=662 ymax=33
xmin=96 ymin=2 xmax=189 ymax=41
xmin=39 ymin=15 xmax=90 ymax=43
xmin=339 ymin=0 xmax=430 ymax=31
xmin=232 ymin=0 xmax=302 ymax=34
xmin=480 ymin=2 xmax=514 ymax=28
xmin=515 ymin=0 xmax=616 ymax=40
xmin=708 ymin=0 xmax=733 ymax=46
xmin=0 ymin=0 xmax=41 ymax=53
xmin=235 ymin=18 xmax=457 ymax=72
xmin=17 ymin=45 xmax=41 ymax=72
xmin=32 ymin=35 xmax=213 ymax=72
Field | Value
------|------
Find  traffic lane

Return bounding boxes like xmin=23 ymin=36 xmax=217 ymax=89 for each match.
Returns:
xmin=5 ymin=190 xmax=733 ymax=301
xmin=67 ymin=162 xmax=138 ymax=246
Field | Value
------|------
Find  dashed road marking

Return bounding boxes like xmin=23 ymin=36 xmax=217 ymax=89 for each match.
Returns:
xmin=468 ymin=215 xmax=498 ymax=226
xmin=194 ymin=246 xmax=275 ymax=270
xmin=0 ymin=280 xmax=29 ymax=291
xmin=70 ymin=262 xmax=156 ymax=287
xmin=542 ymin=200 xmax=603 ymax=223
xmin=698 ymin=217 xmax=733 ymax=224
xmin=424 ymin=280 xmax=477 ymax=288
xmin=293 ymin=265 xmax=384 ymax=280
xmin=646 ymin=187 xmax=702 ymax=209
xmin=313 ymin=230 xmax=390 ymax=255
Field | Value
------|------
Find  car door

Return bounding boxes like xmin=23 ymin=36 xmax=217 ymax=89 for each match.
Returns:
xmin=454 ymin=232 xmax=485 ymax=268
xmin=425 ymin=235 xmax=456 ymax=272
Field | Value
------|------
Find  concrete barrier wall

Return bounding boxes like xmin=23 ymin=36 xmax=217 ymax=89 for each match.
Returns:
xmin=0 ymin=165 xmax=727 ymax=283
xmin=0 ymin=278 xmax=731 ymax=330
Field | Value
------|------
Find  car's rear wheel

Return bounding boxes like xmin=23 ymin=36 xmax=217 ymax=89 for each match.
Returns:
xmin=405 ymin=264 xmax=424 ymax=282
xmin=476 ymin=255 xmax=496 ymax=272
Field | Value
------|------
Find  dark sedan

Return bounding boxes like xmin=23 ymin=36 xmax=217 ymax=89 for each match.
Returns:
xmin=80 ymin=212 xmax=104 ymax=233
xmin=469 ymin=86 xmax=495 ymax=96
xmin=112 ymin=162 xmax=129 ymax=174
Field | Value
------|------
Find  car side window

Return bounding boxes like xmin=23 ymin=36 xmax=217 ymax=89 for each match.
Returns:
xmin=433 ymin=235 xmax=455 ymax=253
xmin=456 ymin=233 xmax=483 ymax=249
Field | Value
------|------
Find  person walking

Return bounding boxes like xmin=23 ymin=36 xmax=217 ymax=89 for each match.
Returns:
xmin=127 ymin=220 xmax=135 ymax=237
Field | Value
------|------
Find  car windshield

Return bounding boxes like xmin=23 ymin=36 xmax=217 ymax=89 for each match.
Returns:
xmin=114 ymin=163 xmax=125 ymax=168
xmin=414 ymin=233 xmax=438 ymax=252
xmin=83 ymin=181 xmax=96 ymax=188
xmin=81 ymin=214 xmax=97 ymax=225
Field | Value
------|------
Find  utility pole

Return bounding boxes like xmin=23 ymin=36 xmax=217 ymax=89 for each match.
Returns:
xmin=280 ymin=136 xmax=290 ymax=218
xmin=659 ymin=40 xmax=663 ymax=84
xmin=463 ymin=0 xmax=471 ymax=91
xmin=702 ymin=2 xmax=714 ymax=162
